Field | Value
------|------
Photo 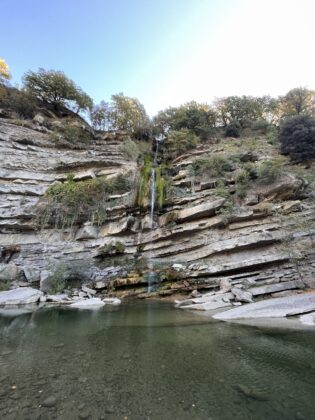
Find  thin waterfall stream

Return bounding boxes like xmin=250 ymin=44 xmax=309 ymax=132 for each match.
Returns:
xmin=147 ymin=138 xmax=160 ymax=292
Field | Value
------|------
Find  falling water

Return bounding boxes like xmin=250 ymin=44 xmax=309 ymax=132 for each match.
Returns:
xmin=147 ymin=138 xmax=160 ymax=292
xmin=149 ymin=167 xmax=156 ymax=229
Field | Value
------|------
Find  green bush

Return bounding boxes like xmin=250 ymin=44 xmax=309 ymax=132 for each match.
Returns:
xmin=257 ymin=158 xmax=284 ymax=185
xmin=279 ymin=115 xmax=315 ymax=161
xmin=50 ymin=124 xmax=92 ymax=146
xmin=251 ymin=119 xmax=269 ymax=134
xmin=192 ymin=155 xmax=232 ymax=178
xmin=167 ymin=128 xmax=199 ymax=159
xmin=225 ymin=121 xmax=241 ymax=138
xmin=98 ymin=241 xmax=125 ymax=257
xmin=235 ymin=170 xmax=250 ymax=198
xmin=36 ymin=173 xmax=134 ymax=228
xmin=0 ymin=86 xmax=36 ymax=119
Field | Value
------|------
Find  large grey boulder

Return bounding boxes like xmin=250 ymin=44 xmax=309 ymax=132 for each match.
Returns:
xmin=23 ymin=267 xmax=40 ymax=283
xmin=214 ymin=293 xmax=315 ymax=320
xmin=0 ymin=287 xmax=43 ymax=306
xmin=232 ymin=287 xmax=253 ymax=303
xmin=0 ymin=263 xmax=22 ymax=282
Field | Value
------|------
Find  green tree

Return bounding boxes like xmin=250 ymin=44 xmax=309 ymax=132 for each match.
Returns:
xmin=90 ymin=101 xmax=113 ymax=130
xmin=0 ymin=58 xmax=11 ymax=84
xmin=280 ymin=87 xmax=315 ymax=117
xmin=153 ymin=102 xmax=217 ymax=137
xmin=23 ymin=68 xmax=93 ymax=113
xmin=110 ymin=93 xmax=150 ymax=134
xmin=279 ymin=115 xmax=315 ymax=162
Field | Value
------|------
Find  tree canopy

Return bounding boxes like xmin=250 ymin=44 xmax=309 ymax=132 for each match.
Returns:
xmin=280 ymin=87 xmax=315 ymax=117
xmin=23 ymin=68 xmax=93 ymax=114
xmin=0 ymin=58 xmax=11 ymax=84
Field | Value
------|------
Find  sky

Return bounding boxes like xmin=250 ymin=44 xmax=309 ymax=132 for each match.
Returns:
xmin=1 ymin=0 xmax=315 ymax=115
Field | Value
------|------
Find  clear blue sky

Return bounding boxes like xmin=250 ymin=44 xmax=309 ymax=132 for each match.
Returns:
xmin=1 ymin=0 xmax=314 ymax=115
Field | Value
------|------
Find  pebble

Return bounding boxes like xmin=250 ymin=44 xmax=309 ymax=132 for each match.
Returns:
xmin=42 ymin=395 xmax=57 ymax=407
xmin=79 ymin=411 xmax=90 ymax=419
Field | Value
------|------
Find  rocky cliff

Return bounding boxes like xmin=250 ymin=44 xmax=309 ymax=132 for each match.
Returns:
xmin=0 ymin=112 xmax=314 ymax=303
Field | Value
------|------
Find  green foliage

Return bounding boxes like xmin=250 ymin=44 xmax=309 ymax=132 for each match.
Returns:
xmin=225 ymin=121 xmax=241 ymax=137
xmin=0 ymin=86 xmax=36 ymax=119
xmin=192 ymin=155 xmax=233 ymax=178
xmin=120 ymin=138 xmax=151 ymax=162
xmin=167 ymin=129 xmax=199 ymax=159
xmin=266 ymin=125 xmax=278 ymax=145
xmin=235 ymin=170 xmax=250 ymax=198
xmin=46 ymin=264 xmax=67 ymax=294
xmin=0 ymin=58 xmax=11 ymax=84
xmin=251 ymin=119 xmax=270 ymax=134
xmin=23 ymin=68 xmax=93 ymax=113
xmin=98 ymin=241 xmax=125 ymax=257
xmin=137 ymin=158 xmax=152 ymax=208
xmin=156 ymin=167 xmax=166 ymax=209
xmin=37 ymin=173 xmax=134 ymax=228
xmin=279 ymin=115 xmax=315 ymax=162
xmin=153 ymin=101 xmax=217 ymax=138
xmin=257 ymin=158 xmax=285 ymax=185
xmin=280 ymin=87 xmax=315 ymax=117
xmin=50 ymin=124 xmax=92 ymax=145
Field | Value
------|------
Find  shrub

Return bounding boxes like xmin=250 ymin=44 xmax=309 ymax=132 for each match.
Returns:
xmin=36 ymin=173 xmax=134 ymax=228
xmin=225 ymin=121 xmax=241 ymax=138
xmin=257 ymin=158 xmax=284 ymax=185
xmin=235 ymin=170 xmax=250 ymax=198
xmin=279 ymin=115 xmax=315 ymax=161
xmin=192 ymin=155 xmax=233 ymax=178
xmin=167 ymin=129 xmax=199 ymax=159
xmin=98 ymin=241 xmax=125 ymax=257
xmin=49 ymin=124 xmax=93 ymax=147
xmin=0 ymin=87 xmax=36 ymax=119
xmin=251 ymin=119 xmax=269 ymax=134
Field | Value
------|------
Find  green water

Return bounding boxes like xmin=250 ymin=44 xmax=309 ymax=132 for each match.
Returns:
xmin=0 ymin=302 xmax=314 ymax=420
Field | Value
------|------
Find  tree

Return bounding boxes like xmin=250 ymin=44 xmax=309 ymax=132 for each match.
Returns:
xmin=280 ymin=87 xmax=315 ymax=117
xmin=279 ymin=115 xmax=315 ymax=161
xmin=215 ymin=95 xmax=266 ymax=127
xmin=22 ymin=68 xmax=93 ymax=113
xmin=153 ymin=102 xmax=217 ymax=138
xmin=90 ymin=101 xmax=113 ymax=131
xmin=110 ymin=93 xmax=151 ymax=134
xmin=0 ymin=58 xmax=11 ymax=84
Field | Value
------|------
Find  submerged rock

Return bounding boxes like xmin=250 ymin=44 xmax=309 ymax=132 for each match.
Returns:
xmin=102 ymin=297 xmax=121 ymax=306
xmin=0 ymin=287 xmax=43 ymax=306
xmin=69 ymin=298 xmax=105 ymax=309
xmin=237 ymin=384 xmax=270 ymax=401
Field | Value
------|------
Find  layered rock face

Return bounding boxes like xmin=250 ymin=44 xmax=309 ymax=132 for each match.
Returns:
xmin=0 ymin=115 xmax=314 ymax=300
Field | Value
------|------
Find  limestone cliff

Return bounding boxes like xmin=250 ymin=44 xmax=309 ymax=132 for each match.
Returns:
xmin=0 ymin=111 xmax=314 ymax=301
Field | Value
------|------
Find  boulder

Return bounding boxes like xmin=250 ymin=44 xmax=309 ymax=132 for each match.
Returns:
xmin=231 ymin=287 xmax=253 ymax=303
xmin=23 ymin=267 xmax=40 ymax=283
xmin=75 ymin=224 xmax=99 ymax=240
xmin=172 ymin=263 xmax=186 ymax=272
xmin=81 ymin=285 xmax=97 ymax=295
xmin=219 ymin=278 xmax=232 ymax=293
xmin=102 ymin=297 xmax=121 ymax=306
xmin=0 ymin=263 xmax=22 ymax=282
xmin=0 ymin=287 xmax=43 ymax=306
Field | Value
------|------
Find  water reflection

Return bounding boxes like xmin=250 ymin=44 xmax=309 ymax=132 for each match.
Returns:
xmin=0 ymin=302 xmax=314 ymax=420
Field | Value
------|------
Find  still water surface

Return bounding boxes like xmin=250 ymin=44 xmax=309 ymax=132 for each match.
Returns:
xmin=0 ymin=301 xmax=314 ymax=420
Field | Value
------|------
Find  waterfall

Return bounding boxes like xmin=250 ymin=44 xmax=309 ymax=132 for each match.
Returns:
xmin=149 ymin=167 xmax=156 ymax=229
xmin=147 ymin=138 xmax=160 ymax=293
